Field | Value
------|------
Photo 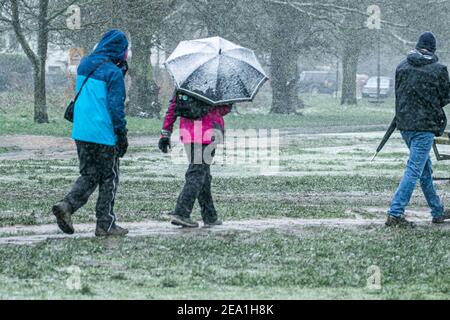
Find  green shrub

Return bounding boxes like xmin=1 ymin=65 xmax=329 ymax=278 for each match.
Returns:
xmin=0 ymin=53 xmax=32 ymax=91
xmin=0 ymin=53 xmax=32 ymax=74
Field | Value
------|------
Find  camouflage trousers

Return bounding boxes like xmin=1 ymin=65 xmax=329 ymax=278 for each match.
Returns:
xmin=64 ymin=141 xmax=119 ymax=231
xmin=174 ymin=144 xmax=217 ymax=223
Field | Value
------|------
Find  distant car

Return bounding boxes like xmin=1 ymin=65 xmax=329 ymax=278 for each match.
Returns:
xmin=362 ymin=76 xmax=394 ymax=99
xmin=298 ymin=71 xmax=337 ymax=95
xmin=46 ymin=65 xmax=69 ymax=88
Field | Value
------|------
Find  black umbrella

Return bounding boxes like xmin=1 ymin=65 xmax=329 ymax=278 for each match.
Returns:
xmin=165 ymin=36 xmax=268 ymax=105
xmin=372 ymin=118 xmax=397 ymax=161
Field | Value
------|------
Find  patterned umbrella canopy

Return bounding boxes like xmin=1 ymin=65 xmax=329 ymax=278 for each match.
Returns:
xmin=165 ymin=36 xmax=268 ymax=105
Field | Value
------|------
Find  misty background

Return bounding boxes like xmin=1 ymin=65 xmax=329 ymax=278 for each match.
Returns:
xmin=1 ymin=0 xmax=450 ymax=123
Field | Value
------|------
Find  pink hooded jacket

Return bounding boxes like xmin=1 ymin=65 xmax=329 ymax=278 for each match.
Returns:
xmin=162 ymin=95 xmax=232 ymax=144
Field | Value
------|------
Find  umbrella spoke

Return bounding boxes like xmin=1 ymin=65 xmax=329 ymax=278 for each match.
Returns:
xmin=221 ymin=55 xmax=266 ymax=93
xmin=218 ymin=56 xmax=252 ymax=98
xmin=180 ymin=56 xmax=220 ymax=90
xmin=169 ymin=54 xmax=219 ymax=87
xmin=222 ymin=48 xmax=266 ymax=74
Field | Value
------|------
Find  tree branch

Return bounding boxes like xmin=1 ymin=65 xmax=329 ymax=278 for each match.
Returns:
xmin=266 ymin=0 xmax=409 ymax=29
xmin=10 ymin=0 xmax=38 ymax=66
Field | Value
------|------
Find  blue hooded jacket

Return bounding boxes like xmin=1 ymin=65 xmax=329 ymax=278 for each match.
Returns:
xmin=72 ymin=29 xmax=128 ymax=146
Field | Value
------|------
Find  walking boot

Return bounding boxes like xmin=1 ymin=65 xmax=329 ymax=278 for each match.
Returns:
xmin=203 ymin=219 xmax=223 ymax=228
xmin=432 ymin=210 xmax=450 ymax=224
xmin=52 ymin=201 xmax=74 ymax=234
xmin=171 ymin=215 xmax=199 ymax=228
xmin=95 ymin=224 xmax=129 ymax=237
xmin=385 ymin=215 xmax=416 ymax=228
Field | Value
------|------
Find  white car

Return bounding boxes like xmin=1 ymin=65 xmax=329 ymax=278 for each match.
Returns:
xmin=362 ymin=76 xmax=394 ymax=99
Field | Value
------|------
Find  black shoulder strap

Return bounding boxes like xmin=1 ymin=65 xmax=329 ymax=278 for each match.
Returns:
xmin=73 ymin=59 xmax=110 ymax=103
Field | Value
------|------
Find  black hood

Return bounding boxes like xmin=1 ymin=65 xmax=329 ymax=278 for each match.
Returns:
xmin=407 ymin=49 xmax=438 ymax=67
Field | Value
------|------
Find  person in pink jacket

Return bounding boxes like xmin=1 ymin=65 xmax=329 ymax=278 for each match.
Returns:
xmin=159 ymin=92 xmax=232 ymax=227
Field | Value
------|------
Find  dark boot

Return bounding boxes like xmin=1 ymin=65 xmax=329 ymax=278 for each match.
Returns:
xmin=432 ymin=210 xmax=450 ymax=224
xmin=385 ymin=215 xmax=416 ymax=228
xmin=95 ymin=224 xmax=128 ymax=237
xmin=52 ymin=201 xmax=74 ymax=234
xmin=171 ymin=215 xmax=199 ymax=228
xmin=203 ymin=219 xmax=223 ymax=228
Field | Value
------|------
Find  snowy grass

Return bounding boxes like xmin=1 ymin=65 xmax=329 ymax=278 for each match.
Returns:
xmin=2 ymin=132 xmax=450 ymax=229
xmin=1 ymin=91 xmax=449 ymax=299
xmin=0 ymin=146 xmax=20 ymax=154
xmin=0 ymin=228 xmax=448 ymax=299
xmin=0 ymin=169 xmax=397 ymax=226
xmin=1 ymin=131 xmax=450 ymax=228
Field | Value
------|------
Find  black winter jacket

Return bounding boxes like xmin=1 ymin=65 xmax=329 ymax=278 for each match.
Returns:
xmin=395 ymin=49 xmax=450 ymax=136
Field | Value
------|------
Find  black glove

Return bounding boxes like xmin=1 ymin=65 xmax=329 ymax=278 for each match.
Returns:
xmin=158 ymin=130 xmax=171 ymax=153
xmin=116 ymin=131 xmax=128 ymax=158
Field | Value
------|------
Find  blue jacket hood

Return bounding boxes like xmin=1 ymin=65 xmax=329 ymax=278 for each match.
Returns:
xmin=92 ymin=29 xmax=128 ymax=62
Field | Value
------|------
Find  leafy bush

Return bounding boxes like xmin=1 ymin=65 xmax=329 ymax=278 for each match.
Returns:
xmin=0 ymin=53 xmax=32 ymax=74
xmin=0 ymin=53 xmax=32 ymax=91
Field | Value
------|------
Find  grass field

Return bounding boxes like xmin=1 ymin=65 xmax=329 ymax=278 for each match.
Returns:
xmin=1 ymin=228 xmax=449 ymax=299
xmin=0 ymin=91 xmax=449 ymax=299
xmin=0 ymin=91 xmax=395 ymax=136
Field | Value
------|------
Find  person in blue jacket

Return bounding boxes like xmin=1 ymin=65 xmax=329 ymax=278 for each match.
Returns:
xmin=52 ymin=29 xmax=129 ymax=237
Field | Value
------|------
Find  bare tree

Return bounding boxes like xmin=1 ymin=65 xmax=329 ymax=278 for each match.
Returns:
xmin=50 ymin=0 xmax=181 ymax=118
xmin=116 ymin=0 xmax=176 ymax=118
xmin=187 ymin=0 xmax=316 ymax=114
xmin=1 ymin=0 xmax=82 ymax=123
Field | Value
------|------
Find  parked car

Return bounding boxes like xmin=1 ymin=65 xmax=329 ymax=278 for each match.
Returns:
xmin=46 ymin=65 xmax=70 ymax=88
xmin=298 ymin=71 xmax=337 ymax=95
xmin=362 ymin=76 xmax=394 ymax=99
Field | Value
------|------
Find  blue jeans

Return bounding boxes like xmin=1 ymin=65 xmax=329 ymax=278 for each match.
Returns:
xmin=389 ymin=131 xmax=444 ymax=218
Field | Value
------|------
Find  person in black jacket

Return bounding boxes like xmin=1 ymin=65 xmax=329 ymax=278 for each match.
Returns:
xmin=387 ymin=32 xmax=450 ymax=227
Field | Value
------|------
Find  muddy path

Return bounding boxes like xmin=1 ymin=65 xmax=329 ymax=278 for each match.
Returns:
xmin=0 ymin=215 xmax=448 ymax=245
xmin=0 ymin=135 xmax=158 ymax=160
xmin=0 ymin=131 xmax=402 ymax=161
xmin=1 ymin=133 xmax=449 ymax=246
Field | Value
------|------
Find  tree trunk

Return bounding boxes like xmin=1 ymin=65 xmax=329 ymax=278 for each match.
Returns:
xmin=10 ymin=0 xmax=49 ymax=123
xmin=33 ymin=60 xmax=48 ymax=123
xmin=269 ymin=28 xmax=301 ymax=114
xmin=340 ymin=40 xmax=361 ymax=106
xmin=35 ymin=0 xmax=49 ymax=123
xmin=128 ymin=34 xmax=160 ymax=118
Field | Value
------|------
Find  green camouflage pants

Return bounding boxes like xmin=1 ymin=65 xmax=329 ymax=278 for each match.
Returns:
xmin=174 ymin=143 xmax=217 ymax=223
xmin=64 ymin=141 xmax=119 ymax=231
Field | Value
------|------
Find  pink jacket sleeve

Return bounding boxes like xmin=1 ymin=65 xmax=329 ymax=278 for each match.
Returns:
xmin=162 ymin=95 xmax=177 ymax=134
